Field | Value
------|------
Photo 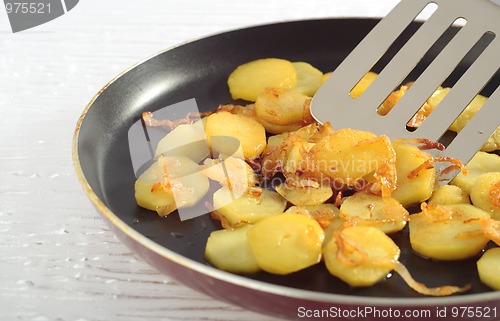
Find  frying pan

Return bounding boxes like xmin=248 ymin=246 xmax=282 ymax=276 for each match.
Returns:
xmin=73 ymin=19 xmax=500 ymax=321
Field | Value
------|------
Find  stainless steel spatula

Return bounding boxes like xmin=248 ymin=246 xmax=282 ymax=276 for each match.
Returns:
xmin=311 ymin=0 xmax=500 ymax=172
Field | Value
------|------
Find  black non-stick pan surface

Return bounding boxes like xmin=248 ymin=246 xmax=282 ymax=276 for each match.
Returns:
xmin=74 ymin=18 xmax=500 ymax=320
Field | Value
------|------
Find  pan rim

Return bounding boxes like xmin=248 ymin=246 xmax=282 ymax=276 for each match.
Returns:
xmin=72 ymin=17 xmax=500 ymax=307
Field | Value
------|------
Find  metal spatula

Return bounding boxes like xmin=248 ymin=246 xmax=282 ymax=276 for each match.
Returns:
xmin=311 ymin=0 xmax=500 ymax=176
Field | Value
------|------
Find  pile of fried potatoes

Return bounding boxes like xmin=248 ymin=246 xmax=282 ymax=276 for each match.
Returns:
xmin=135 ymin=58 xmax=500 ymax=295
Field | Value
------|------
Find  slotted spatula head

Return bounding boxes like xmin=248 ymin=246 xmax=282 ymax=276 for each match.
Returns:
xmin=311 ymin=0 xmax=500 ymax=170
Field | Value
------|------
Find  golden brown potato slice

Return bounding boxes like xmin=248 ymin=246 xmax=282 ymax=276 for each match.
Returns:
xmin=446 ymin=92 xmax=487 ymax=133
xmin=205 ymin=111 xmax=266 ymax=159
xmin=266 ymin=123 xmax=320 ymax=149
xmin=309 ymin=129 xmax=395 ymax=186
xmin=260 ymin=134 xmax=315 ymax=181
xmin=291 ymin=62 xmax=323 ymax=97
xmin=339 ymin=191 xmax=408 ymax=234
xmin=205 ymin=225 xmax=260 ymax=274
xmin=254 ymin=87 xmax=313 ymax=134
xmin=227 ymin=58 xmax=297 ymax=101
xmin=323 ymin=225 xmax=400 ymax=287
xmin=247 ymin=213 xmax=324 ymax=275
xmin=481 ymin=128 xmax=500 ymax=153
xmin=134 ymin=156 xmax=209 ymax=217
xmin=379 ymin=84 xmax=444 ymax=127
xmin=320 ymin=71 xmax=377 ymax=98
xmin=275 ymin=182 xmax=333 ymax=206
xmin=202 ymin=157 xmax=259 ymax=194
xmin=409 ymin=204 xmax=490 ymax=260
xmin=428 ymin=185 xmax=470 ymax=205
xmin=212 ymin=187 xmax=287 ymax=227
xmin=452 ymin=151 xmax=500 ymax=195
xmin=322 ymin=217 xmax=347 ymax=248
xmin=470 ymin=172 xmax=500 ymax=220
xmin=426 ymin=89 xmax=498 ymax=152
xmin=477 ymin=247 xmax=500 ymax=290
xmin=285 ymin=204 xmax=339 ymax=229
xmin=391 ymin=142 xmax=436 ymax=207
xmin=350 ymin=71 xmax=378 ymax=99
xmin=135 ymin=178 xmax=176 ymax=216
xmin=154 ymin=119 xmax=209 ymax=162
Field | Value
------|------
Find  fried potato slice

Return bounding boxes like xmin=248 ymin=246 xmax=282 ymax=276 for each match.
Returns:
xmin=470 ymin=172 xmax=500 ymax=220
xmin=379 ymin=84 xmax=444 ymax=127
xmin=227 ymin=58 xmax=297 ymax=101
xmin=350 ymin=71 xmax=378 ymax=99
xmin=309 ymin=129 xmax=395 ymax=186
xmin=477 ymin=247 xmax=500 ymax=290
xmin=320 ymin=71 xmax=377 ymax=99
xmin=339 ymin=191 xmax=409 ymax=234
xmin=285 ymin=204 xmax=339 ymax=229
xmin=212 ymin=187 xmax=286 ymax=227
xmin=481 ymin=128 xmax=500 ymax=153
xmin=154 ymin=119 xmax=209 ymax=162
xmin=451 ymin=151 xmax=500 ymax=195
xmin=205 ymin=111 xmax=266 ymax=159
xmin=266 ymin=123 xmax=321 ymax=149
xmin=202 ymin=157 xmax=259 ymax=194
xmin=205 ymin=225 xmax=260 ymax=274
xmin=254 ymin=87 xmax=313 ymax=134
xmin=446 ymin=92 xmax=487 ymax=133
xmin=134 ymin=156 xmax=209 ymax=217
xmin=391 ymin=142 xmax=436 ymax=207
xmin=323 ymin=225 xmax=400 ymax=287
xmin=406 ymin=86 xmax=500 ymax=152
xmin=428 ymin=185 xmax=470 ymax=206
xmin=292 ymin=62 xmax=323 ymax=97
xmin=275 ymin=182 xmax=333 ymax=206
xmin=247 ymin=213 xmax=324 ymax=275
xmin=409 ymin=204 xmax=490 ymax=260
xmin=431 ymin=90 xmax=499 ymax=152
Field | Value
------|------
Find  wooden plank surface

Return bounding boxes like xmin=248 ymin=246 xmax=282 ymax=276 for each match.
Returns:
xmin=0 ymin=1 xmax=398 ymax=320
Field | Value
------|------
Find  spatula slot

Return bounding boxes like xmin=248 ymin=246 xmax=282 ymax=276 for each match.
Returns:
xmin=399 ymin=31 xmax=497 ymax=135
xmin=403 ymin=33 xmax=498 ymax=141
xmin=439 ymin=32 xmax=496 ymax=89
xmin=348 ymin=2 xmax=440 ymax=101
xmin=368 ymin=3 xmax=439 ymax=77
xmin=443 ymin=75 xmax=500 ymax=163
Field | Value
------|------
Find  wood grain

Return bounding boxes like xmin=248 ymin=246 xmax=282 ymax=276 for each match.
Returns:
xmin=0 ymin=1 xmax=398 ymax=320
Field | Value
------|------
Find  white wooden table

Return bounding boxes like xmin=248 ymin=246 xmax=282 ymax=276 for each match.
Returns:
xmin=1 ymin=1 xmax=403 ymax=320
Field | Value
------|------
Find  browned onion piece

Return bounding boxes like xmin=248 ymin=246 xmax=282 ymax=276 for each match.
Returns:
xmin=142 ymin=111 xmax=211 ymax=129
xmin=482 ymin=218 xmax=500 ymax=246
xmin=393 ymin=261 xmax=471 ymax=296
